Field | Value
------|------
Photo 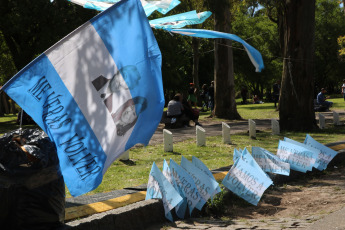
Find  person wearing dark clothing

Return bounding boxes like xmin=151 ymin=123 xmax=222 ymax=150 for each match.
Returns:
xmin=272 ymin=80 xmax=280 ymax=108
xmin=317 ymin=88 xmax=333 ymax=110
xmin=187 ymin=83 xmax=197 ymax=108
xmin=182 ymin=98 xmax=202 ymax=126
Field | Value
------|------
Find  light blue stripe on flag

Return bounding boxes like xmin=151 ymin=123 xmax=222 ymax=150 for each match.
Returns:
xmin=233 ymin=148 xmax=242 ymax=163
xmin=2 ymin=55 xmax=107 ymax=197
xmin=192 ymin=156 xmax=221 ymax=197
xmin=166 ymin=28 xmax=264 ymax=72
xmin=146 ymin=162 xmax=183 ymax=222
xmin=222 ymin=155 xmax=273 ymax=206
xmin=156 ymin=0 xmax=180 ymax=14
xmin=170 ymin=159 xmax=202 ymax=215
xmin=181 ymin=156 xmax=219 ymax=208
xmin=283 ymin=137 xmax=319 ymax=169
xmin=304 ymin=134 xmax=338 ymax=170
xmin=149 ymin=10 xmax=212 ymax=29
xmin=252 ymin=147 xmax=290 ymax=176
xmin=162 ymin=159 xmax=187 ymax=219
xmin=240 ymin=148 xmax=271 ymax=180
xmin=2 ymin=0 xmax=163 ymax=197
xmin=277 ymin=140 xmax=315 ymax=173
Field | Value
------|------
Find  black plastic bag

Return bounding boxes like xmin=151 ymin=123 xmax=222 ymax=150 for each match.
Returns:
xmin=0 ymin=129 xmax=65 ymax=230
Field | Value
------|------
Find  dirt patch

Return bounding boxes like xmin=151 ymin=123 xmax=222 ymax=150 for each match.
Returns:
xmin=224 ymin=166 xmax=345 ymax=220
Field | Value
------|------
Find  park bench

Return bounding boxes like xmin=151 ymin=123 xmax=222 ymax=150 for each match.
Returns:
xmin=314 ymin=99 xmax=328 ymax=112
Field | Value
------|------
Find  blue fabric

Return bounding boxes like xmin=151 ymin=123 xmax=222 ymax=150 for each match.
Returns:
xmin=170 ymin=159 xmax=202 ymax=215
xmin=180 ymin=156 xmax=219 ymax=209
xmin=146 ymin=162 xmax=183 ymax=221
xmin=162 ymin=160 xmax=187 ymax=219
xmin=91 ymin=0 xmax=164 ymax=151
xmin=192 ymin=156 xmax=221 ymax=197
xmin=283 ymin=137 xmax=320 ymax=169
xmin=222 ymin=153 xmax=273 ymax=206
xmin=166 ymin=28 xmax=264 ymax=72
xmin=233 ymin=148 xmax=242 ymax=163
xmin=252 ymin=147 xmax=290 ymax=176
xmin=277 ymin=140 xmax=316 ymax=173
xmin=2 ymin=0 xmax=163 ymax=196
xmin=304 ymin=134 xmax=338 ymax=170
xmin=149 ymin=10 xmax=212 ymax=29
xmin=157 ymin=0 xmax=180 ymax=14
xmin=2 ymin=55 xmax=107 ymax=197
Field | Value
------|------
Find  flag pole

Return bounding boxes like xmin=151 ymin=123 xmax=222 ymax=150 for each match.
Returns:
xmin=19 ymin=108 xmax=23 ymax=136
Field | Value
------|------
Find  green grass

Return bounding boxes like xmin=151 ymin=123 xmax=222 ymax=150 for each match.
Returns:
xmin=0 ymin=114 xmax=38 ymax=135
xmin=79 ymin=126 xmax=345 ymax=197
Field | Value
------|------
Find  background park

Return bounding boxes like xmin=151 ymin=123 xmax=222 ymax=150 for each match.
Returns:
xmin=2 ymin=0 xmax=345 ymax=229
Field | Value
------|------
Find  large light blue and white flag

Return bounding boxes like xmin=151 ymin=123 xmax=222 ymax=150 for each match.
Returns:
xmin=222 ymin=154 xmax=273 ymax=206
xmin=149 ymin=10 xmax=212 ymax=29
xmin=2 ymin=0 xmax=164 ymax=197
xmin=284 ymin=137 xmax=320 ymax=169
xmin=69 ymin=0 xmax=180 ymax=16
xmin=165 ymin=29 xmax=264 ymax=72
xmin=181 ymin=156 xmax=219 ymax=207
xmin=252 ymin=147 xmax=290 ymax=176
xmin=162 ymin=159 xmax=187 ymax=219
xmin=69 ymin=0 xmax=118 ymax=11
xmin=192 ymin=156 xmax=221 ymax=198
xmin=277 ymin=140 xmax=316 ymax=173
xmin=304 ymin=134 xmax=338 ymax=170
xmin=170 ymin=159 xmax=202 ymax=215
xmin=145 ymin=162 xmax=183 ymax=222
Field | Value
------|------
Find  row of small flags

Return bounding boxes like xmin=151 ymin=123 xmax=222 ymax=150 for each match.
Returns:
xmin=146 ymin=134 xmax=338 ymax=221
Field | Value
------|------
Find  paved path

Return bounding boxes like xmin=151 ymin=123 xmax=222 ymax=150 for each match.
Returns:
xmin=149 ymin=119 xmax=272 ymax=145
xmin=147 ymin=215 xmax=322 ymax=230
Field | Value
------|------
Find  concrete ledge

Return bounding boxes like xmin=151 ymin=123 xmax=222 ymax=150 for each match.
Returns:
xmin=65 ymin=199 xmax=165 ymax=230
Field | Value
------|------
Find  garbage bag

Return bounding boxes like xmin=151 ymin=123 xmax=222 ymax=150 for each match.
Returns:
xmin=0 ymin=128 xmax=65 ymax=230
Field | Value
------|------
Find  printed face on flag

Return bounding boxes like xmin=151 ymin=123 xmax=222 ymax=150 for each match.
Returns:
xmin=2 ymin=0 xmax=164 ymax=197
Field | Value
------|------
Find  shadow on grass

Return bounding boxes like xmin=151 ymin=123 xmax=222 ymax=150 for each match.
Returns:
xmin=163 ymin=151 xmax=181 ymax=156
xmin=119 ymin=159 xmax=136 ymax=166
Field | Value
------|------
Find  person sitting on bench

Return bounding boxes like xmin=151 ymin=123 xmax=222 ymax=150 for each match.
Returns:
xmin=317 ymin=88 xmax=333 ymax=110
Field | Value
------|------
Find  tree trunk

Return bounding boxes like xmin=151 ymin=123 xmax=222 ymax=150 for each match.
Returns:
xmin=10 ymin=99 xmax=16 ymax=115
xmin=192 ymin=37 xmax=200 ymax=105
xmin=278 ymin=1 xmax=317 ymax=131
xmin=213 ymin=0 xmax=241 ymax=119
xmin=2 ymin=93 xmax=10 ymax=114
xmin=0 ymin=92 xmax=4 ymax=117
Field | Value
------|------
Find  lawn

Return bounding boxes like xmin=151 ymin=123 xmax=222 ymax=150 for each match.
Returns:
xmin=89 ymin=127 xmax=345 ymax=197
